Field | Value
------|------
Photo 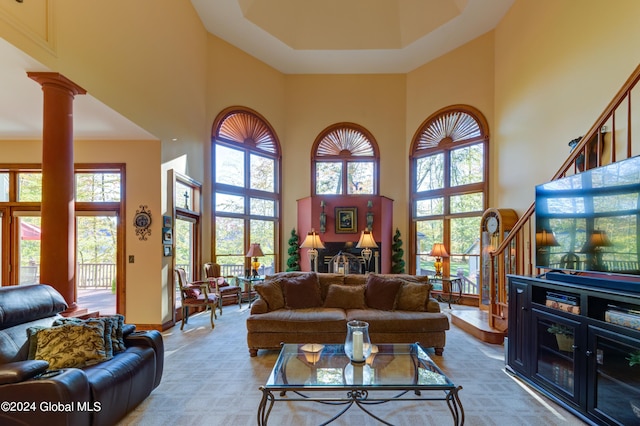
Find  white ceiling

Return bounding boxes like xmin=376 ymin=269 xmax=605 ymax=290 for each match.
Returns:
xmin=0 ymin=0 xmax=513 ymax=141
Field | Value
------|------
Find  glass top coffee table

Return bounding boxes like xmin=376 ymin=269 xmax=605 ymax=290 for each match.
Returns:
xmin=258 ymin=343 xmax=464 ymax=425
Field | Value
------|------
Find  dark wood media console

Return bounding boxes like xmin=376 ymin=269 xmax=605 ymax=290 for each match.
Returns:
xmin=507 ymin=273 xmax=640 ymax=425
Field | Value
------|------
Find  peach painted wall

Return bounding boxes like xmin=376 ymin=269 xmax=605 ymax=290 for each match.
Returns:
xmin=494 ymin=0 xmax=640 ymax=213
xmin=282 ymin=74 xmax=406 ymax=244
xmin=0 ymin=139 xmax=162 ymax=326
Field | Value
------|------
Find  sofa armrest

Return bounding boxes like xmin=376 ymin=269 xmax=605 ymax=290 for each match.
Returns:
xmin=125 ymin=330 xmax=164 ymax=389
xmin=0 ymin=368 xmax=90 ymax=426
xmin=0 ymin=360 xmax=49 ymax=385
xmin=426 ymin=297 xmax=441 ymax=313
xmin=250 ymin=298 xmax=268 ymax=314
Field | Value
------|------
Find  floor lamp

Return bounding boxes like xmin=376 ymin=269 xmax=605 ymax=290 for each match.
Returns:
xmin=300 ymin=229 xmax=325 ymax=272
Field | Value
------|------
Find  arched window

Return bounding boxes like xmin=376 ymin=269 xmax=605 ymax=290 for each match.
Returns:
xmin=410 ymin=105 xmax=488 ymax=289
xmin=312 ymin=123 xmax=379 ymax=195
xmin=212 ymin=107 xmax=281 ymax=276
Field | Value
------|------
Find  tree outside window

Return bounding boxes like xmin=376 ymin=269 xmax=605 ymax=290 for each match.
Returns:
xmin=312 ymin=123 xmax=379 ymax=196
xmin=411 ymin=106 xmax=489 ymax=294
xmin=212 ymin=108 xmax=281 ymax=275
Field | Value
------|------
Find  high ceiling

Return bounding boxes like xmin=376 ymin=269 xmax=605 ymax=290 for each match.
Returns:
xmin=0 ymin=0 xmax=513 ymax=141
xmin=191 ymin=0 xmax=514 ymax=73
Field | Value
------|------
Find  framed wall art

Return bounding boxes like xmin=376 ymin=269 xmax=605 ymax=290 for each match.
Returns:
xmin=335 ymin=207 xmax=357 ymax=233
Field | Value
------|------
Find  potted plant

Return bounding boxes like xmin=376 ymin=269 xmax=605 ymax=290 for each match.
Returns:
xmin=547 ymin=324 xmax=574 ymax=352
xmin=627 ymin=350 xmax=640 ymax=367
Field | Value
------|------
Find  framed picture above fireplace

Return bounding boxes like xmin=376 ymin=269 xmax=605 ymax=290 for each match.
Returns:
xmin=335 ymin=207 xmax=357 ymax=233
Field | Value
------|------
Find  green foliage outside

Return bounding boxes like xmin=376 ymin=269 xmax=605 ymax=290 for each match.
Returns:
xmin=17 ymin=173 xmax=120 ymax=282
xmin=286 ymin=228 xmax=301 ymax=271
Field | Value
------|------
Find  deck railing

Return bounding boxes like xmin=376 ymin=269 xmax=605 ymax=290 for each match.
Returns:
xmin=487 ymin=64 xmax=640 ymax=330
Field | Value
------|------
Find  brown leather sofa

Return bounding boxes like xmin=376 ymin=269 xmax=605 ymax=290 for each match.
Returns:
xmin=0 ymin=284 xmax=163 ymax=426
xmin=246 ymin=272 xmax=449 ymax=357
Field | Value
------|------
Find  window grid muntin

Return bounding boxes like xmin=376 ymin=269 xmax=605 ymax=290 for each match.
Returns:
xmin=312 ymin=123 xmax=380 ymax=196
xmin=212 ymin=108 xmax=281 ymax=271
xmin=410 ymin=106 xmax=489 ymax=280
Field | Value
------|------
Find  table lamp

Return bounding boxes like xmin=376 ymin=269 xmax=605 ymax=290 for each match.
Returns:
xmin=430 ymin=243 xmax=449 ymax=277
xmin=356 ymin=228 xmax=378 ymax=274
xmin=246 ymin=243 xmax=264 ymax=277
xmin=300 ymin=229 xmax=325 ymax=272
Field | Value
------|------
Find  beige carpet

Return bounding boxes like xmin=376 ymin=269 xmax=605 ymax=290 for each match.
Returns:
xmin=118 ymin=305 xmax=587 ymax=426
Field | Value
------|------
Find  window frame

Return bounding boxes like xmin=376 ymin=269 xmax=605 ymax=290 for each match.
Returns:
xmin=311 ymin=122 xmax=380 ymax=196
xmin=211 ymin=106 xmax=282 ymax=275
xmin=409 ymin=105 xmax=489 ymax=281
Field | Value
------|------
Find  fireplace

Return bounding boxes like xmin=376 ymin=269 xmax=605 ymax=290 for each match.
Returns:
xmin=317 ymin=241 xmax=381 ymax=274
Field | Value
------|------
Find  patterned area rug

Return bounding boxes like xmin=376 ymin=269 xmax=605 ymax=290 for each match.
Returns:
xmin=119 ymin=305 xmax=587 ymax=425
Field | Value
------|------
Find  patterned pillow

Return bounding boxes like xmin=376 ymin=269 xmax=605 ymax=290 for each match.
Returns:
xmin=323 ymin=285 xmax=366 ymax=309
xmin=54 ymin=317 xmax=114 ymax=358
xmin=101 ymin=314 xmax=126 ymax=353
xmin=396 ymin=281 xmax=433 ymax=311
xmin=31 ymin=322 xmax=108 ymax=369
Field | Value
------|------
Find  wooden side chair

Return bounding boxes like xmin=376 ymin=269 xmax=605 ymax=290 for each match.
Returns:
xmin=203 ymin=262 xmax=242 ymax=312
xmin=175 ymin=267 xmax=220 ymax=330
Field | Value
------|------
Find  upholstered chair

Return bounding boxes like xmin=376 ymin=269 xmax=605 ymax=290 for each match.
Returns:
xmin=203 ymin=262 xmax=242 ymax=312
xmin=175 ymin=267 xmax=219 ymax=330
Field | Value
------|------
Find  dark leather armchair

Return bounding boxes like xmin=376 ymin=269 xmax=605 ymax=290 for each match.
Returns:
xmin=0 ymin=284 xmax=163 ymax=426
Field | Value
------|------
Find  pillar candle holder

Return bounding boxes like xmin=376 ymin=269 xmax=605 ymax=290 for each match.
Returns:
xmin=344 ymin=320 xmax=372 ymax=363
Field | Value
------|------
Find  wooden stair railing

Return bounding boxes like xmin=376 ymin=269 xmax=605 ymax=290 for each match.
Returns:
xmin=488 ymin=64 xmax=640 ymax=330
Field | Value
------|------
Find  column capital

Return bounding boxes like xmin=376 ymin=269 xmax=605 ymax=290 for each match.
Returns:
xmin=27 ymin=72 xmax=87 ymax=96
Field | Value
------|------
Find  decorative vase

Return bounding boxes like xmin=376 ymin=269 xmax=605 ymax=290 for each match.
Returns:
xmin=555 ymin=334 xmax=574 ymax=352
xmin=345 ymin=320 xmax=372 ymax=363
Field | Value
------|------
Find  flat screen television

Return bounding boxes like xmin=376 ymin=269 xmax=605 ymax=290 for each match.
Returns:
xmin=535 ymin=155 xmax=640 ymax=277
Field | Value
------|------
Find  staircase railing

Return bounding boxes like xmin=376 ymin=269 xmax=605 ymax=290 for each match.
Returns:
xmin=488 ymin=64 xmax=640 ymax=330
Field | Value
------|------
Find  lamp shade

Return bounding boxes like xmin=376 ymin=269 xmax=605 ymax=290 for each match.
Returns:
xmin=429 ymin=243 xmax=449 ymax=258
xmin=356 ymin=229 xmax=378 ymax=249
xmin=536 ymin=230 xmax=560 ymax=247
xmin=245 ymin=243 xmax=264 ymax=258
xmin=300 ymin=229 xmax=325 ymax=249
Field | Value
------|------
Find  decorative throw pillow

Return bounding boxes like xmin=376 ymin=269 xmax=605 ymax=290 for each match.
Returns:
xmin=101 ymin=314 xmax=126 ymax=353
xmin=282 ymin=273 xmax=322 ymax=309
xmin=323 ymin=285 xmax=366 ymax=309
xmin=54 ymin=317 xmax=114 ymax=358
xmin=364 ymin=274 xmax=404 ymax=310
xmin=254 ymin=279 xmax=285 ymax=311
xmin=32 ymin=322 xmax=108 ymax=369
xmin=184 ymin=286 xmax=201 ymax=299
xmin=396 ymin=281 xmax=433 ymax=311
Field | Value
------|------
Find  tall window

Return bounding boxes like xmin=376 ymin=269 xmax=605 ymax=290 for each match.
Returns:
xmin=312 ymin=123 xmax=379 ymax=195
xmin=410 ymin=106 xmax=488 ymax=292
xmin=212 ymin=107 xmax=281 ymax=276
xmin=0 ymin=165 xmax=125 ymax=314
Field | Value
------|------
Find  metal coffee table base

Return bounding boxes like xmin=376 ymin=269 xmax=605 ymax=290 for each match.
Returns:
xmin=257 ymin=385 xmax=464 ymax=425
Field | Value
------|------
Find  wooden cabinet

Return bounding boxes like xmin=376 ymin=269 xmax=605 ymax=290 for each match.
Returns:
xmin=507 ymin=274 xmax=640 ymax=425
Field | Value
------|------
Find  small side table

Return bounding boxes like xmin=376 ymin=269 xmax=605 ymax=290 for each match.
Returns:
xmin=429 ymin=276 xmax=463 ymax=309
xmin=237 ymin=276 xmax=264 ymax=307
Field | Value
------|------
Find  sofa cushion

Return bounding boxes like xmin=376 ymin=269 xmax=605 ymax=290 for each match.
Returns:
xmin=282 ymin=273 xmax=322 ymax=309
xmin=29 ymin=322 xmax=109 ymax=369
xmin=246 ymin=308 xmax=347 ymax=333
xmin=323 ymin=285 xmax=366 ymax=309
xmin=53 ymin=314 xmax=126 ymax=354
xmin=396 ymin=281 xmax=433 ymax=311
xmin=345 ymin=309 xmax=450 ymax=333
xmin=364 ymin=274 xmax=403 ymax=310
xmin=254 ymin=279 xmax=285 ymax=311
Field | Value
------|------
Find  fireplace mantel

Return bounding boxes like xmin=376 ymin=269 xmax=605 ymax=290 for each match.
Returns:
xmin=297 ymin=195 xmax=393 ymax=273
